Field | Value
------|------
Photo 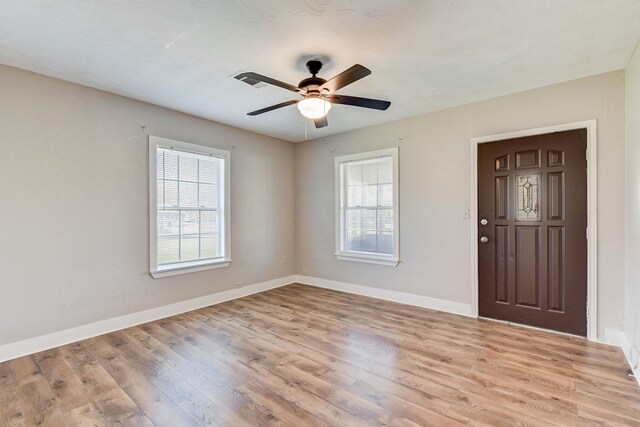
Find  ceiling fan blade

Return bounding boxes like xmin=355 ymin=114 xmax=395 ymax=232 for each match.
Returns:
xmin=327 ymin=94 xmax=390 ymax=110
xmin=319 ymin=64 xmax=371 ymax=93
xmin=314 ymin=117 xmax=328 ymax=128
xmin=247 ymin=100 xmax=299 ymax=116
xmin=235 ymin=72 xmax=299 ymax=93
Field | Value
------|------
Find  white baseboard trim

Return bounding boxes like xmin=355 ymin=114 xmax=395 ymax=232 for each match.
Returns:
xmin=0 ymin=275 xmax=296 ymax=363
xmin=294 ymin=274 xmax=474 ymax=317
xmin=621 ymin=335 xmax=640 ymax=387
xmin=4 ymin=271 xmax=636 ymax=387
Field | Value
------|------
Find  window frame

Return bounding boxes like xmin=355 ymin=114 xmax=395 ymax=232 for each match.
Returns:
xmin=335 ymin=147 xmax=399 ymax=266
xmin=149 ymin=135 xmax=231 ymax=278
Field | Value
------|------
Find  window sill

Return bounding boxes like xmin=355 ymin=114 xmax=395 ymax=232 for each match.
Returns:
xmin=150 ymin=258 xmax=231 ymax=279
xmin=335 ymin=252 xmax=399 ymax=267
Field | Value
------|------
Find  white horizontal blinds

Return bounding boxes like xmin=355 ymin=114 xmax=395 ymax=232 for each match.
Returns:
xmin=344 ymin=155 xmax=394 ymax=254
xmin=156 ymin=146 xmax=222 ymax=266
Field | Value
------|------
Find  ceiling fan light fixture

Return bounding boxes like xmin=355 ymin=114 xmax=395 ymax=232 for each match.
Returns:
xmin=239 ymin=62 xmax=389 ymax=128
xmin=297 ymin=96 xmax=331 ymax=119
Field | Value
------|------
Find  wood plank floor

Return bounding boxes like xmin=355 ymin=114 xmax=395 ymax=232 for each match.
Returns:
xmin=1 ymin=283 xmax=639 ymax=426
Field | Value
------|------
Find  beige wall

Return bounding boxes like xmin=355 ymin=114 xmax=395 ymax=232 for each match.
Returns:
xmin=295 ymin=71 xmax=626 ymax=339
xmin=0 ymin=62 xmax=630 ymax=347
xmin=0 ymin=64 xmax=296 ymax=346
xmin=626 ymin=46 xmax=640 ymax=357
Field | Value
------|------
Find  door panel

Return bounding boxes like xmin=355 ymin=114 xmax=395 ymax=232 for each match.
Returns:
xmin=495 ymin=225 xmax=509 ymax=303
xmin=515 ymin=150 xmax=540 ymax=169
xmin=548 ymin=226 xmax=564 ymax=312
xmin=515 ymin=226 xmax=540 ymax=308
xmin=495 ymin=176 xmax=509 ymax=219
xmin=547 ymin=172 xmax=564 ymax=220
xmin=478 ymin=129 xmax=587 ymax=336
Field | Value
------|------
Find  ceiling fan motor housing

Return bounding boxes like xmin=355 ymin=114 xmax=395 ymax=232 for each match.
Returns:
xmin=299 ymin=60 xmax=329 ymax=95
xmin=298 ymin=76 xmax=327 ymax=95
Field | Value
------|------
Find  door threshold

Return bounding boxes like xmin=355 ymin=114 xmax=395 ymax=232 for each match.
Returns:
xmin=478 ymin=316 xmax=586 ymax=340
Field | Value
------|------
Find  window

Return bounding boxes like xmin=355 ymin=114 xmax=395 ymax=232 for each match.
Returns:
xmin=335 ymin=147 xmax=399 ymax=266
xmin=149 ymin=136 xmax=230 ymax=278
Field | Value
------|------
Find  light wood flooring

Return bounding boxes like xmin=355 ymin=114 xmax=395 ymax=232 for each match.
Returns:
xmin=1 ymin=283 xmax=639 ymax=426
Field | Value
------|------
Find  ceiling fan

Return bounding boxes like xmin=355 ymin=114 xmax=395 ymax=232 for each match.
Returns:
xmin=234 ymin=60 xmax=391 ymax=128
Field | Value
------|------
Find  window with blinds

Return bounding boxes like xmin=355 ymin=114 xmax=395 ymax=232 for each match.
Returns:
xmin=335 ymin=148 xmax=399 ymax=266
xmin=149 ymin=136 xmax=230 ymax=278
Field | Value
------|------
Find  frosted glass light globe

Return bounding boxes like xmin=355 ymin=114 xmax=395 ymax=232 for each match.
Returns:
xmin=297 ymin=97 xmax=331 ymax=119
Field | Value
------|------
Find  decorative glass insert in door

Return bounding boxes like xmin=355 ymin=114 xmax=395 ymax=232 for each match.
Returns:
xmin=516 ymin=174 xmax=540 ymax=220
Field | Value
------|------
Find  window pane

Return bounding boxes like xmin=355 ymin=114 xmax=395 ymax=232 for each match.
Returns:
xmin=346 ymin=228 xmax=362 ymax=252
xmin=362 ymin=161 xmax=377 ymax=183
xmin=346 ymin=209 xmax=361 ymax=230
xmin=179 ymin=155 xmax=198 ymax=181
xmin=337 ymin=150 xmax=396 ymax=259
xmin=164 ymin=150 xmax=178 ymax=180
xmin=378 ymin=184 xmax=392 ymax=207
xmin=201 ymin=211 xmax=217 ymax=234
xmin=362 ymin=210 xmax=376 ymax=230
xmin=346 ymin=185 xmax=362 ymax=207
xmin=346 ymin=163 xmax=362 ymax=186
xmin=180 ymin=235 xmax=199 ymax=261
xmin=378 ymin=157 xmax=392 ymax=183
xmin=362 ymin=184 xmax=377 ymax=207
xmin=377 ymin=231 xmax=393 ymax=254
xmin=157 ymin=179 xmax=164 ymax=208
xmin=361 ymin=230 xmax=377 ymax=252
xmin=156 ymin=151 xmax=163 ymax=180
xmin=199 ymin=158 xmax=217 ymax=184
xmin=157 ymin=236 xmax=179 ymax=265
xmin=181 ymin=211 xmax=199 ymax=235
xmin=199 ymin=183 xmax=217 ymax=208
xmin=164 ymin=181 xmax=178 ymax=207
xmin=377 ymin=209 xmax=393 ymax=231
xmin=179 ymin=182 xmax=198 ymax=207
xmin=158 ymin=211 xmax=179 ymax=236
xmin=201 ymin=234 xmax=218 ymax=258
xmin=154 ymin=142 xmax=228 ymax=271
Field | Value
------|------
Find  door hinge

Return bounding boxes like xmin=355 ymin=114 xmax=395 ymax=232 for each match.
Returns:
xmin=586 ymin=227 xmax=589 ymax=239
xmin=586 ymin=149 xmax=589 ymax=161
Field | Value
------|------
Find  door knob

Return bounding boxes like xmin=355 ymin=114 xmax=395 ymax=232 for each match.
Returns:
xmin=480 ymin=236 xmax=489 ymax=243
xmin=480 ymin=218 xmax=488 ymax=226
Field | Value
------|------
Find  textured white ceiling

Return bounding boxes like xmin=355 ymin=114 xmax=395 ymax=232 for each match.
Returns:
xmin=1 ymin=1 xmax=639 ymax=142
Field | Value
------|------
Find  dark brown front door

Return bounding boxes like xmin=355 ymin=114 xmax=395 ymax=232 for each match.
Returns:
xmin=478 ymin=129 xmax=587 ymax=336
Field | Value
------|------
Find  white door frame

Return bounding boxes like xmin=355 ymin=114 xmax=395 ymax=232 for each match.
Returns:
xmin=470 ymin=120 xmax=598 ymax=340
